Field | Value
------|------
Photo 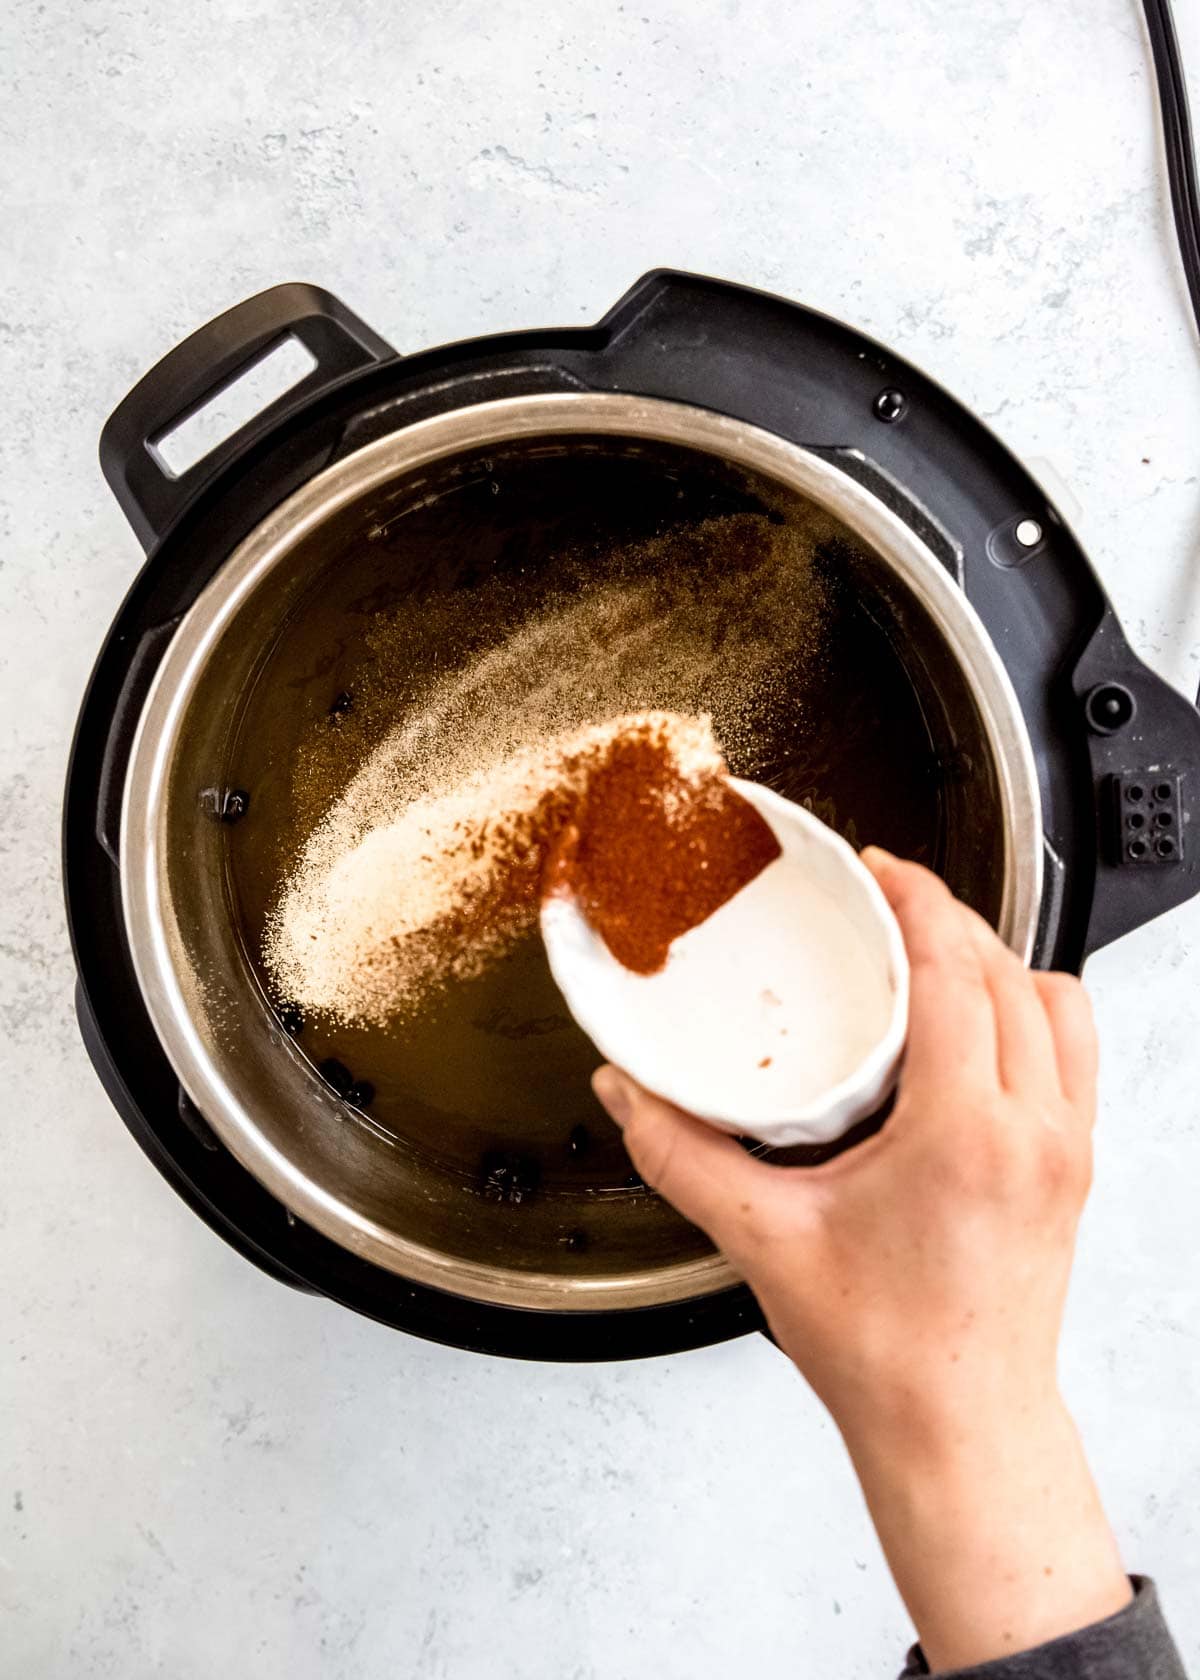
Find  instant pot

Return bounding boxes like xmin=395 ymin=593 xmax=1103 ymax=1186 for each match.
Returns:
xmin=65 ymin=272 xmax=1200 ymax=1359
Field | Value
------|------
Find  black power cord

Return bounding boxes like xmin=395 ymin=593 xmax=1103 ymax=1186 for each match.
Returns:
xmin=1141 ymin=0 xmax=1200 ymax=703
xmin=1143 ymin=0 xmax=1200 ymax=338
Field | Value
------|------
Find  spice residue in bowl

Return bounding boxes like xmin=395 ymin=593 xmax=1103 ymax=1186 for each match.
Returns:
xmin=543 ymin=729 xmax=781 ymax=974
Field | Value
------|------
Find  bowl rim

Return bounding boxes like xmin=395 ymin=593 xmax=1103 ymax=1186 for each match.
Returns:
xmin=540 ymin=779 xmax=911 ymax=1148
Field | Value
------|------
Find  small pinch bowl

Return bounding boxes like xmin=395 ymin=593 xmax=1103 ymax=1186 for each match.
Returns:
xmin=540 ymin=781 xmax=910 ymax=1149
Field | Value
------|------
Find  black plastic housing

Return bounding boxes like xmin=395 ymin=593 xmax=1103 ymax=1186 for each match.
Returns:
xmin=64 ymin=272 xmax=1200 ymax=1359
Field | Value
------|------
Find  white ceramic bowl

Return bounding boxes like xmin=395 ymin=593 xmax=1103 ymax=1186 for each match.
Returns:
xmin=540 ymin=780 xmax=910 ymax=1148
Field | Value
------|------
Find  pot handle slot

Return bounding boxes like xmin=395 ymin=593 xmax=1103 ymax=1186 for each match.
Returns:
xmin=99 ymin=283 xmax=396 ymax=552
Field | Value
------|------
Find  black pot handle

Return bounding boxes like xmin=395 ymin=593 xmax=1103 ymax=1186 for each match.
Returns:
xmin=100 ymin=283 xmax=396 ymax=551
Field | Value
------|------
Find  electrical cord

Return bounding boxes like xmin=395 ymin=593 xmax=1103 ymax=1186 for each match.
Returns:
xmin=1143 ymin=0 xmax=1200 ymax=339
xmin=1141 ymin=0 xmax=1200 ymax=703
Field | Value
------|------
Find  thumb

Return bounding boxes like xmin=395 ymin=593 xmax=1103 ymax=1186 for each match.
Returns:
xmin=592 ymin=1065 xmax=782 ymax=1256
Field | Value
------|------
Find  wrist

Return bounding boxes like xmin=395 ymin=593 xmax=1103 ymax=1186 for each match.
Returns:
xmin=841 ymin=1394 xmax=1131 ymax=1672
xmin=837 ymin=1377 xmax=1070 ymax=1489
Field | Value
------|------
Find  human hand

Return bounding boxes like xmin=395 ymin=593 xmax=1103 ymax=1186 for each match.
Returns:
xmin=592 ymin=850 xmax=1130 ymax=1670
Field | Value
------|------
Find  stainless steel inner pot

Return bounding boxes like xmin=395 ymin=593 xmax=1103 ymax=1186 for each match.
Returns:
xmin=121 ymin=393 xmax=1042 ymax=1312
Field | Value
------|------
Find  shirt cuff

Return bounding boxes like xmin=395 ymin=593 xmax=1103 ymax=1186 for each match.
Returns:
xmin=897 ymin=1577 xmax=1187 ymax=1679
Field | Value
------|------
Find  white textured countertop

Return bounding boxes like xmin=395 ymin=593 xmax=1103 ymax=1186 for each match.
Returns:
xmin=3 ymin=1 xmax=1199 ymax=1673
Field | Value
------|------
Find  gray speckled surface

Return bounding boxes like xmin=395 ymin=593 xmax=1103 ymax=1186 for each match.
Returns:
xmin=3 ymin=1 xmax=1200 ymax=1674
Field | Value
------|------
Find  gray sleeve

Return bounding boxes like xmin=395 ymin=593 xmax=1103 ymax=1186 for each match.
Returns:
xmin=897 ymin=1578 xmax=1188 ymax=1679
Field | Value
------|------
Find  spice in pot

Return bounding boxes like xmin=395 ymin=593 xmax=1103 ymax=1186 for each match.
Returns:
xmin=543 ymin=728 xmax=781 ymax=974
xmin=262 ymin=511 xmax=831 ymax=1026
xmin=264 ymin=711 xmax=735 ymax=1025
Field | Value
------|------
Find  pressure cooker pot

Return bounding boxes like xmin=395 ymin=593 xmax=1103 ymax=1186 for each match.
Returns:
xmin=65 ymin=274 xmax=1200 ymax=1358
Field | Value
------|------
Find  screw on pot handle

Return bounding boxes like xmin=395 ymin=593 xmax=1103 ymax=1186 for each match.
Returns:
xmin=99 ymin=283 xmax=397 ymax=551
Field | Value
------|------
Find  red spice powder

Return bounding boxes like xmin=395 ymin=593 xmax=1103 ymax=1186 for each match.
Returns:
xmin=543 ymin=725 xmax=781 ymax=974
xmin=319 ymin=715 xmax=780 ymax=1017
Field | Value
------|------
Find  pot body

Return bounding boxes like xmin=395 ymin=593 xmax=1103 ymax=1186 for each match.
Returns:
xmin=119 ymin=393 xmax=1042 ymax=1314
xmin=66 ymin=273 xmax=1200 ymax=1357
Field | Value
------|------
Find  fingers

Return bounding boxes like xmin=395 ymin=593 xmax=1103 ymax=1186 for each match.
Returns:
xmin=979 ymin=941 xmax=1060 ymax=1097
xmin=1034 ymin=972 xmax=1099 ymax=1115
xmin=865 ymin=851 xmax=1088 ymax=1106
xmin=862 ymin=850 xmax=997 ymax=1094
xmin=591 ymin=1066 xmax=785 ymax=1255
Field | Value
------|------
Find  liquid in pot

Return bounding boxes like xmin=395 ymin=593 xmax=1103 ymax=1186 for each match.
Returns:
xmin=219 ymin=444 xmax=949 ymax=1263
